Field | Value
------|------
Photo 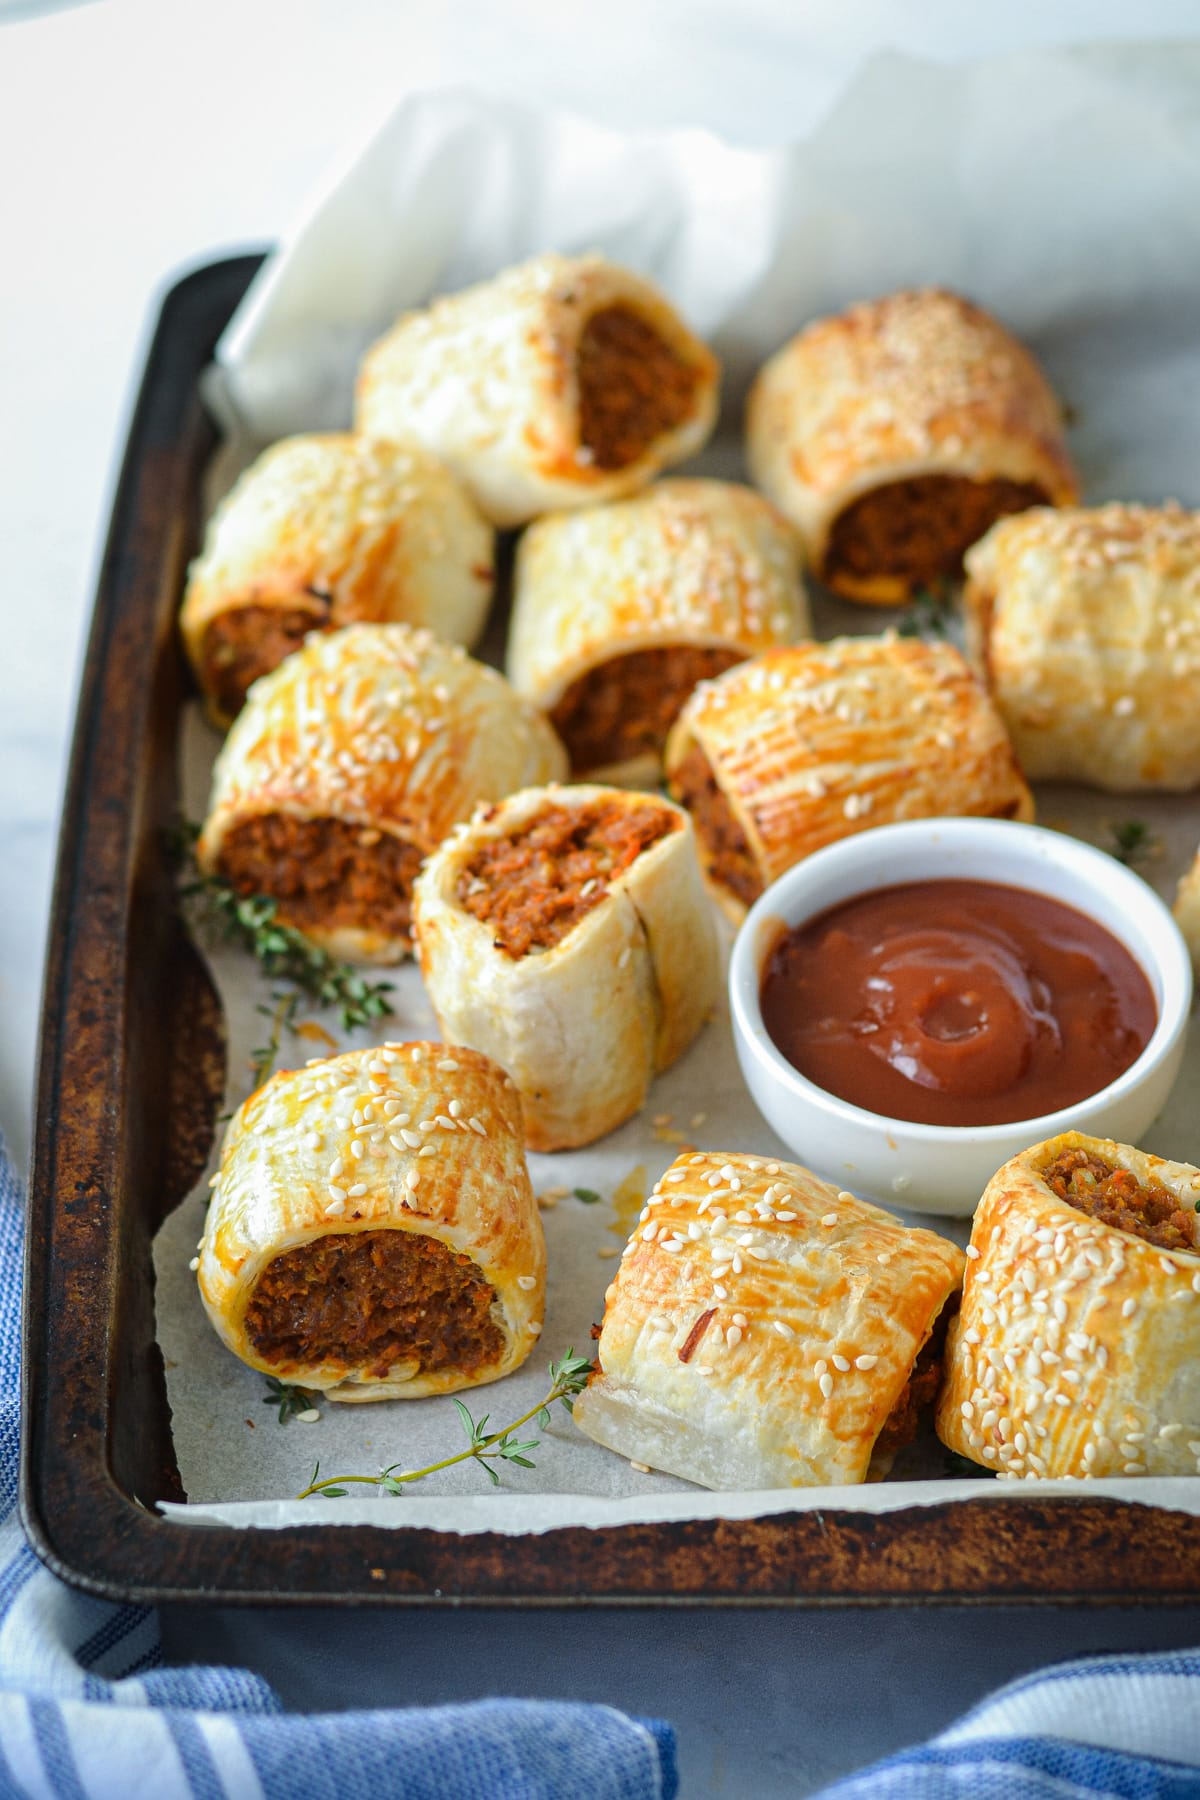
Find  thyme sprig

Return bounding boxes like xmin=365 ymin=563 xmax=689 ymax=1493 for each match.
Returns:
xmin=296 ymin=1351 xmax=594 ymax=1499
xmin=170 ymin=818 xmax=395 ymax=1037
xmin=896 ymin=585 xmax=954 ymax=640
xmin=1109 ymin=818 xmax=1161 ymax=869
xmin=250 ymin=990 xmax=303 ymax=1090
xmin=263 ymin=1375 xmax=320 ymax=1424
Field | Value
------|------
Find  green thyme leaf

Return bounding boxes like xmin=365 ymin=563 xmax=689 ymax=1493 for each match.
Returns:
xmin=572 ymin=1187 xmax=602 ymax=1205
xmin=895 ymin=585 xmax=954 ymax=640
xmin=263 ymin=1375 xmax=319 ymax=1425
xmin=1109 ymin=818 xmax=1160 ymax=869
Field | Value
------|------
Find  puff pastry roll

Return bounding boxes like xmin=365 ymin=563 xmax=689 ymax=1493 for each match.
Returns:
xmin=936 ymin=1132 xmax=1200 ymax=1480
xmin=506 ymin=479 xmax=810 ymax=784
xmin=356 ymin=253 xmax=720 ymax=527
xmin=664 ymin=636 xmax=1034 ymax=921
xmin=746 ymin=289 xmax=1078 ymax=603
xmin=198 ymin=623 xmax=567 ymax=964
xmin=180 ymin=434 xmax=494 ymax=728
xmin=413 ymin=785 xmax=719 ymax=1151
xmin=573 ymin=1151 xmax=965 ymax=1489
xmin=197 ymin=1043 xmax=545 ymax=1400
xmin=964 ymin=503 xmax=1200 ymax=791
xmin=1175 ymin=850 xmax=1200 ymax=970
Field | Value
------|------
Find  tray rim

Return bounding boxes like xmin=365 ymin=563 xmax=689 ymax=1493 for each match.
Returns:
xmin=21 ymin=250 xmax=1200 ymax=1608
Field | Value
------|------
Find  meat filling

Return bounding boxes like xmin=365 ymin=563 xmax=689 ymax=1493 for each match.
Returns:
xmin=576 ymin=305 xmax=698 ymax=470
xmin=245 ymin=1229 xmax=505 ymax=1378
xmin=551 ymin=644 xmax=741 ymax=773
xmin=202 ymin=598 xmax=329 ymax=718
xmin=669 ymin=742 xmax=762 ymax=909
xmin=1040 ymin=1148 xmax=1198 ymax=1253
xmin=218 ymin=813 xmax=422 ymax=942
xmin=873 ymin=1304 xmax=954 ymax=1463
xmin=456 ymin=798 xmax=677 ymax=957
xmin=823 ymin=475 xmax=1048 ymax=592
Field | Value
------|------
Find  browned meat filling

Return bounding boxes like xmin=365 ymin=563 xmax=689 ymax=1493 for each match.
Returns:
xmin=1040 ymin=1148 xmax=1197 ymax=1253
xmin=873 ymin=1304 xmax=953 ymax=1461
xmin=576 ymin=306 xmax=698 ymax=470
xmin=245 ymin=1229 xmax=504 ymax=1377
xmin=668 ymin=741 xmax=761 ymax=909
xmin=202 ymin=599 xmax=329 ymax=718
xmin=551 ymin=644 xmax=741 ymax=773
xmin=218 ymin=813 xmax=422 ymax=942
xmin=822 ymin=475 xmax=1048 ymax=593
xmin=456 ymin=797 xmax=677 ymax=957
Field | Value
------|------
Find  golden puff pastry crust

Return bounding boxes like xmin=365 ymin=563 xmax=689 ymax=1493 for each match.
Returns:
xmin=746 ymin=288 xmax=1078 ymax=603
xmin=180 ymin=434 xmax=495 ymax=729
xmin=964 ymin=503 xmax=1200 ymax=791
xmin=413 ymin=784 xmax=719 ymax=1152
xmin=664 ymin=635 xmax=1034 ymax=922
xmin=573 ymin=1151 xmax=965 ymax=1489
xmin=197 ymin=1043 xmax=546 ymax=1401
xmin=506 ymin=479 xmax=811 ymax=785
xmin=198 ymin=623 xmax=567 ymax=964
xmin=356 ymin=253 xmax=720 ymax=527
xmin=936 ymin=1132 xmax=1200 ymax=1480
xmin=1175 ymin=849 xmax=1200 ymax=970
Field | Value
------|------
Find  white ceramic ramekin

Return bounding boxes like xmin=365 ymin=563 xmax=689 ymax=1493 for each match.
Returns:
xmin=728 ymin=818 xmax=1193 ymax=1216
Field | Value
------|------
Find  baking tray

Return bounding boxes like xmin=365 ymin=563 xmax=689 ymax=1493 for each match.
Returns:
xmin=21 ymin=254 xmax=1200 ymax=1607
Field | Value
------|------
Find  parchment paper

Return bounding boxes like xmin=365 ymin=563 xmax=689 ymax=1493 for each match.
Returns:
xmin=158 ymin=48 xmax=1200 ymax=1531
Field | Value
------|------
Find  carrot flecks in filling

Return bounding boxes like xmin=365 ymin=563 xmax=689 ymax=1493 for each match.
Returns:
xmin=245 ymin=1229 xmax=504 ymax=1377
xmin=218 ymin=813 xmax=422 ymax=941
xmin=576 ymin=305 xmax=698 ymax=470
xmin=1040 ymin=1148 xmax=1197 ymax=1252
xmin=823 ymin=475 xmax=1048 ymax=590
xmin=456 ymin=798 xmax=677 ymax=958
xmin=551 ymin=644 xmax=741 ymax=773
xmin=669 ymin=741 xmax=762 ymax=908
xmin=203 ymin=600 xmax=330 ymax=717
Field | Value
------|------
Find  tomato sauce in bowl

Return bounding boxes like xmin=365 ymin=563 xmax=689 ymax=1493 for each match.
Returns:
xmin=759 ymin=878 xmax=1156 ymax=1128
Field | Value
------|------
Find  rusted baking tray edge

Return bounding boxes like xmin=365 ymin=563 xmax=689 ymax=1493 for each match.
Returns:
xmin=21 ymin=253 xmax=1200 ymax=1607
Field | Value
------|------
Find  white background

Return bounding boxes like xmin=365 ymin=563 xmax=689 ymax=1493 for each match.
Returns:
xmin=4 ymin=3 xmax=1200 ymax=1792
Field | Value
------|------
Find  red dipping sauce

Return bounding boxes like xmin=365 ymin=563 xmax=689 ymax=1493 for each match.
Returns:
xmin=760 ymin=879 xmax=1156 ymax=1128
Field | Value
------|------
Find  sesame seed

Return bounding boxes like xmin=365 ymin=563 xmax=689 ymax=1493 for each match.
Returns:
xmin=517 ymin=1275 xmax=537 ymax=1289
xmin=350 ymin=1141 xmax=365 ymax=1160
xmin=815 ymin=1359 xmax=828 ymax=1377
xmin=438 ymin=1059 xmax=459 ymax=1072
xmin=832 ymin=1354 xmax=850 ymax=1372
xmin=329 ymin=1157 xmax=345 ymax=1178
xmin=713 ymin=1284 xmax=728 ymax=1300
xmin=855 ymin=1355 xmax=878 ymax=1370
xmin=469 ymin=1117 xmax=487 ymax=1136
xmin=629 ymin=1461 xmax=651 ymax=1474
xmin=295 ymin=1409 xmax=321 ymax=1424
xmin=776 ymin=1211 xmax=798 ymax=1222
xmin=348 ymin=1183 xmax=367 ymax=1198
xmin=389 ymin=1136 xmax=406 ymax=1152
xmin=324 ymin=1200 xmax=346 ymax=1217
xmin=529 ymin=1322 xmax=543 ymax=1334
xmin=819 ymin=1372 xmax=834 ymax=1398
xmin=449 ymin=1099 xmax=463 ymax=1118
xmin=1124 ymin=1461 xmax=1146 ymax=1474
xmin=965 ymin=1245 xmax=980 ymax=1259
xmin=328 ymin=1185 xmax=347 ymax=1201
xmin=726 ymin=1325 xmax=743 ymax=1348
xmin=419 ymin=1145 xmax=436 ymax=1157
xmin=188 ymin=1256 xmax=200 ymax=1272
xmin=400 ymin=1128 xmax=421 ymax=1149
xmin=1122 ymin=1298 xmax=1138 ymax=1318
xmin=821 ymin=1212 xmax=838 ymax=1227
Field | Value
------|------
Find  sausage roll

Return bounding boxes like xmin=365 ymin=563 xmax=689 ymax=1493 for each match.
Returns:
xmin=937 ymin=1133 xmax=1200 ymax=1480
xmin=197 ymin=1043 xmax=545 ymax=1400
xmin=1175 ymin=849 xmax=1200 ymax=969
xmin=746 ymin=289 xmax=1079 ymax=604
xmin=180 ymin=434 xmax=494 ymax=728
xmin=413 ymin=785 xmax=719 ymax=1151
xmin=506 ymin=479 xmax=810 ymax=784
xmin=664 ymin=636 xmax=1034 ymax=922
xmin=356 ymin=253 xmax=720 ymax=527
xmin=964 ymin=503 xmax=1200 ymax=791
xmin=573 ymin=1151 xmax=965 ymax=1489
xmin=197 ymin=623 xmax=567 ymax=964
